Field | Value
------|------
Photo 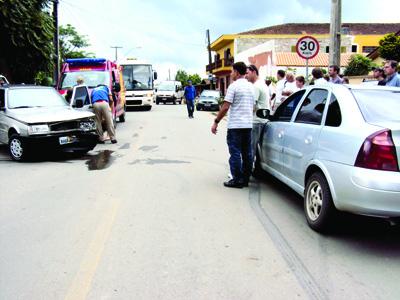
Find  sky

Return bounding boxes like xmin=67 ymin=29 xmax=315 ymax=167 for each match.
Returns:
xmin=59 ymin=0 xmax=400 ymax=81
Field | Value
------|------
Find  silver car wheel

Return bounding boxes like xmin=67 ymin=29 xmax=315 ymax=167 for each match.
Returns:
xmin=306 ymin=180 xmax=323 ymax=221
xmin=10 ymin=138 xmax=23 ymax=159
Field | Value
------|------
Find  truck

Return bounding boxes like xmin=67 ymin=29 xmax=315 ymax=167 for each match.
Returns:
xmin=119 ymin=58 xmax=157 ymax=111
xmin=155 ymin=80 xmax=184 ymax=105
xmin=57 ymin=58 xmax=126 ymax=122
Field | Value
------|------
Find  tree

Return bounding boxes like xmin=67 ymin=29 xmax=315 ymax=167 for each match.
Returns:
xmin=175 ymin=69 xmax=188 ymax=86
xmin=0 ymin=0 xmax=54 ymax=83
xmin=188 ymin=73 xmax=201 ymax=85
xmin=344 ymin=54 xmax=373 ymax=76
xmin=59 ymin=24 xmax=93 ymax=60
xmin=378 ymin=32 xmax=400 ymax=62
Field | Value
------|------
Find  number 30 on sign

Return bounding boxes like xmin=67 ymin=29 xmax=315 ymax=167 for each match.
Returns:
xmin=296 ymin=36 xmax=320 ymax=60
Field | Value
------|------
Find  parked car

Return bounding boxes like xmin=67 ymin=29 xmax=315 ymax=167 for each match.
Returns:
xmin=155 ymin=80 xmax=183 ymax=105
xmin=0 ymin=85 xmax=98 ymax=161
xmin=196 ymin=90 xmax=221 ymax=111
xmin=255 ymin=85 xmax=400 ymax=232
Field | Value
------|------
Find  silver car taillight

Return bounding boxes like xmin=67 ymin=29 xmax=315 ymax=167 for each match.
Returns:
xmin=355 ymin=129 xmax=399 ymax=172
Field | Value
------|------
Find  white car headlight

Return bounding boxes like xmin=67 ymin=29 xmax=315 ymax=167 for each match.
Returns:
xmin=28 ymin=124 xmax=49 ymax=134
xmin=79 ymin=119 xmax=96 ymax=131
xmin=146 ymin=92 xmax=153 ymax=97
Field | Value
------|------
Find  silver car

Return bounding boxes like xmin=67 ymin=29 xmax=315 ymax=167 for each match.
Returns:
xmin=256 ymin=85 xmax=400 ymax=232
xmin=0 ymin=85 xmax=98 ymax=161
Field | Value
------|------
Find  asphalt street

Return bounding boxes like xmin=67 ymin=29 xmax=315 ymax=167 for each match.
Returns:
xmin=0 ymin=103 xmax=399 ymax=300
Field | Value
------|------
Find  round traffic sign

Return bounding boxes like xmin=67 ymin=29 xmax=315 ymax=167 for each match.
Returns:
xmin=296 ymin=36 xmax=320 ymax=59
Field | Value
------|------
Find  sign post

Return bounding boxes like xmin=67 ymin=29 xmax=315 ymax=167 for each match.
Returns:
xmin=296 ymin=36 xmax=320 ymax=83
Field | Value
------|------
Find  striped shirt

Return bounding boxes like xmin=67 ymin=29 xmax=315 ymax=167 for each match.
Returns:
xmin=224 ymin=78 xmax=255 ymax=129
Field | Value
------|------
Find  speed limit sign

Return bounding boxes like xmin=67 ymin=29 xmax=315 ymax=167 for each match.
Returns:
xmin=296 ymin=36 xmax=320 ymax=59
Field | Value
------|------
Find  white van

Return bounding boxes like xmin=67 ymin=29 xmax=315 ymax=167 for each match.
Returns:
xmin=155 ymin=80 xmax=184 ymax=105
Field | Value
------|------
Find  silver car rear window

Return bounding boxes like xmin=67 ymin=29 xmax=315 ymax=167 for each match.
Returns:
xmin=352 ymin=89 xmax=400 ymax=123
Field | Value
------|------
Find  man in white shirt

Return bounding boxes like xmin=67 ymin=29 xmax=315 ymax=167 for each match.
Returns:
xmin=271 ymin=69 xmax=286 ymax=112
xmin=281 ymin=72 xmax=298 ymax=98
xmin=245 ymin=64 xmax=270 ymax=166
xmin=211 ymin=62 xmax=255 ymax=188
xmin=312 ymin=68 xmax=328 ymax=85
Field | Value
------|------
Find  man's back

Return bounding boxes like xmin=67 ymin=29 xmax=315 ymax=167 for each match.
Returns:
xmin=225 ymin=78 xmax=254 ymax=129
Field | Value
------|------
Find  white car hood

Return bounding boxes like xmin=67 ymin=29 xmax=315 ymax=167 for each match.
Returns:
xmin=8 ymin=106 xmax=94 ymax=124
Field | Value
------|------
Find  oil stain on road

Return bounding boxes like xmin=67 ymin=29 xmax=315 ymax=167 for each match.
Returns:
xmin=86 ymin=150 xmax=115 ymax=170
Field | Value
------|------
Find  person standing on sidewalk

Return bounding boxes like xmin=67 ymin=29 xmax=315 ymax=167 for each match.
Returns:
xmin=211 ymin=62 xmax=255 ymax=188
xmin=384 ymin=60 xmax=400 ymax=87
xmin=245 ymin=64 xmax=270 ymax=165
xmin=184 ymin=80 xmax=196 ymax=118
xmin=91 ymin=84 xmax=117 ymax=144
xmin=328 ymin=65 xmax=344 ymax=84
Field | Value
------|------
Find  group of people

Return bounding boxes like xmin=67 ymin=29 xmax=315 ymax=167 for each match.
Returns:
xmin=371 ymin=60 xmax=400 ymax=87
xmin=210 ymin=59 xmax=400 ymax=189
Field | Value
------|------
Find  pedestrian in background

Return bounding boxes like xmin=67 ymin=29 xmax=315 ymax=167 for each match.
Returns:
xmin=245 ymin=64 xmax=270 ymax=166
xmin=312 ymin=68 xmax=328 ymax=85
xmin=282 ymin=72 xmax=298 ymax=97
xmin=295 ymin=76 xmax=305 ymax=89
xmin=184 ymin=80 xmax=196 ymax=118
xmin=91 ymin=84 xmax=117 ymax=144
xmin=383 ymin=60 xmax=400 ymax=87
xmin=211 ymin=62 xmax=254 ymax=188
xmin=271 ymin=69 xmax=286 ymax=111
xmin=328 ymin=65 xmax=344 ymax=84
xmin=372 ymin=67 xmax=386 ymax=85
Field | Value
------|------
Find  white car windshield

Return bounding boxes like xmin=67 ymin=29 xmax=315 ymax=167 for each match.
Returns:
xmin=122 ymin=65 xmax=153 ymax=90
xmin=60 ymin=71 xmax=110 ymax=89
xmin=158 ymin=82 xmax=176 ymax=91
xmin=353 ymin=89 xmax=400 ymax=123
xmin=8 ymin=88 xmax=68 ymax=109
xmin=200 ymin=90 xmax=220 ymax=98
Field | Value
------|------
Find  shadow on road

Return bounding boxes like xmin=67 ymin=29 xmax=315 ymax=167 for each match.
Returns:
xmin=254 ymin=171 xmax=400 ymax=256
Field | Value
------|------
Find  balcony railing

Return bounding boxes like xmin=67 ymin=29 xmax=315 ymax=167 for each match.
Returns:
xmin=224 ymin=57 xmax=234 ymax=66
xmin=206 ymin=57 xmax=234 ymax=73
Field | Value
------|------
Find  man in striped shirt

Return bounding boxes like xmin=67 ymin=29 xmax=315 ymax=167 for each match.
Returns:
xmin=211 ymin=62 xmax=255 ymax=188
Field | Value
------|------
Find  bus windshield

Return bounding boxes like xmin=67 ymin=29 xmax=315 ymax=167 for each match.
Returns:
xmin=60 ymin=71 xmax=110 ymax=89
xmin=122 ymin=65 xmax=153 ymax=91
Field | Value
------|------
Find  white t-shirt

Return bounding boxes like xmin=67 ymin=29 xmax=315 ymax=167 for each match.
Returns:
xmin=314 ymin=78 xmax=329 ymax=85
xmin=224 ymin=78 xmax=254 ymax=129
xmin=253 ymin=79 xmax=271 ymax=123
xmin=274 ymin=79 xmax=287 ymax=108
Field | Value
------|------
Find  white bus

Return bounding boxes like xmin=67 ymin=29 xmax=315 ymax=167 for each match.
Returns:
xmin=119 ymin=58 xmax=157 ymax=111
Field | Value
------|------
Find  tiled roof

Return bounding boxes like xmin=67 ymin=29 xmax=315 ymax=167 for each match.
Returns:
xmin=240 ymin=23 xmax=400 ymax=35
xmin=276 ymin=52 xmax=354 ymax=67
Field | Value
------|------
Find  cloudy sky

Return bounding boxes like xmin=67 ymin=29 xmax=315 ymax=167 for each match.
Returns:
xmin=59 ymin=0 xmax=400 ymax=80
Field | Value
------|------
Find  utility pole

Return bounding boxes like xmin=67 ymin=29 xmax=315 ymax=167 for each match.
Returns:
xmin=329 ymin=0 xmax=341 ymax=67
xmin=206 ymin=29 xmax=214 ymax=89
xmin=168 ymin=69 xmax=171 ymax=80
xmin=53 ymin=0 xmax=59 ymax=85
xmin=111 ymin=46 xmax=123 ymax=61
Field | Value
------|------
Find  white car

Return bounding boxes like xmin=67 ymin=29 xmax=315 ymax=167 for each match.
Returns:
xmin=0 ymin=85 xmax=97 ymax=161
xmin=155 ymin=81 xmax=184 ymax=105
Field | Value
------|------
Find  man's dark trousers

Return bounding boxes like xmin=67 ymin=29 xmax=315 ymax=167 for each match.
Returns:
xmin=186 ymin=100 xmax=195 ymax=117
xmin=227 ymin=128 xmax=252 ymax=184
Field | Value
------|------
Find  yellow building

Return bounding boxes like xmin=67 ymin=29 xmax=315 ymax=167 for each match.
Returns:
xmin=207 ymin=23 xmax=400 ymax=94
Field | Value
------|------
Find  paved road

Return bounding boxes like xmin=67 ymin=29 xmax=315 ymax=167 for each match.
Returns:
xmin=0 ymin=103 xmax=399 ymax=300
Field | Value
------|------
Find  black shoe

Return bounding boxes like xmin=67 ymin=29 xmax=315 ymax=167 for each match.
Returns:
xmin=111 ymin=139 xmax=117 ymax=144
xmin=223 ymin=179 xmax=243 ymax=188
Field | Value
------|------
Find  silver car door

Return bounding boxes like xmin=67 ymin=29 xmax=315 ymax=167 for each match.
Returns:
xmin=259 ymin=90 xmax=306 ymax=175
xmin=282 ymin=88 xmax=330 ymax=187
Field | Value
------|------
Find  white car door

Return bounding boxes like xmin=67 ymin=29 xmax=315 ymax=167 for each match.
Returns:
xmin=282 ymin=88 xmax=330 ymax=189
xmin=259 ymin=90 xmax=306 ymax=177
xmin=70 ymin=85 xmax=92 ymax=112
xmin=0 ymin=89 xmax=7 ymax=143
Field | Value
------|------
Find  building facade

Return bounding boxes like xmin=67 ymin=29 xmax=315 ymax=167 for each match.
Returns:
xmin=207 ymin=23 xmax=400 ymax=94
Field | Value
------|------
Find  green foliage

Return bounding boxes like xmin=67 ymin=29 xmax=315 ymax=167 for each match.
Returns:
xmin=175 ymin=69 xmax=201 ymax=86
xmin=175 ymin=69 xmax=188 ymax=86
xmin=378 ymin=33 xmax=400 ymax=62
xmin=265 ymin=76 xmax=277 ymax=84
xmin=0 ymin=0 xmax=54 ymax=83
xmin=59 ymin=24 xmax=94 ymax=60
xmin=344 ymin=54 xmax=373 ymax=76
xmin=188 ymin=73 xmax=201 ymax=85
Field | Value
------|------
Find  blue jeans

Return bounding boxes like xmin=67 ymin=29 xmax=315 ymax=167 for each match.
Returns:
xmin=186 ymin=100 xmax=194 ymax=117
xmin=227 ymin=128 xmax=252 ymax=183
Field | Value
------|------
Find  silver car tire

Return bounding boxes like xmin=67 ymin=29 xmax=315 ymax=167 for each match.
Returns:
xmin=304 ymin=172 xmax=336 ymax=232
xmin=8 ymin=134 xmax=27 ymax=161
